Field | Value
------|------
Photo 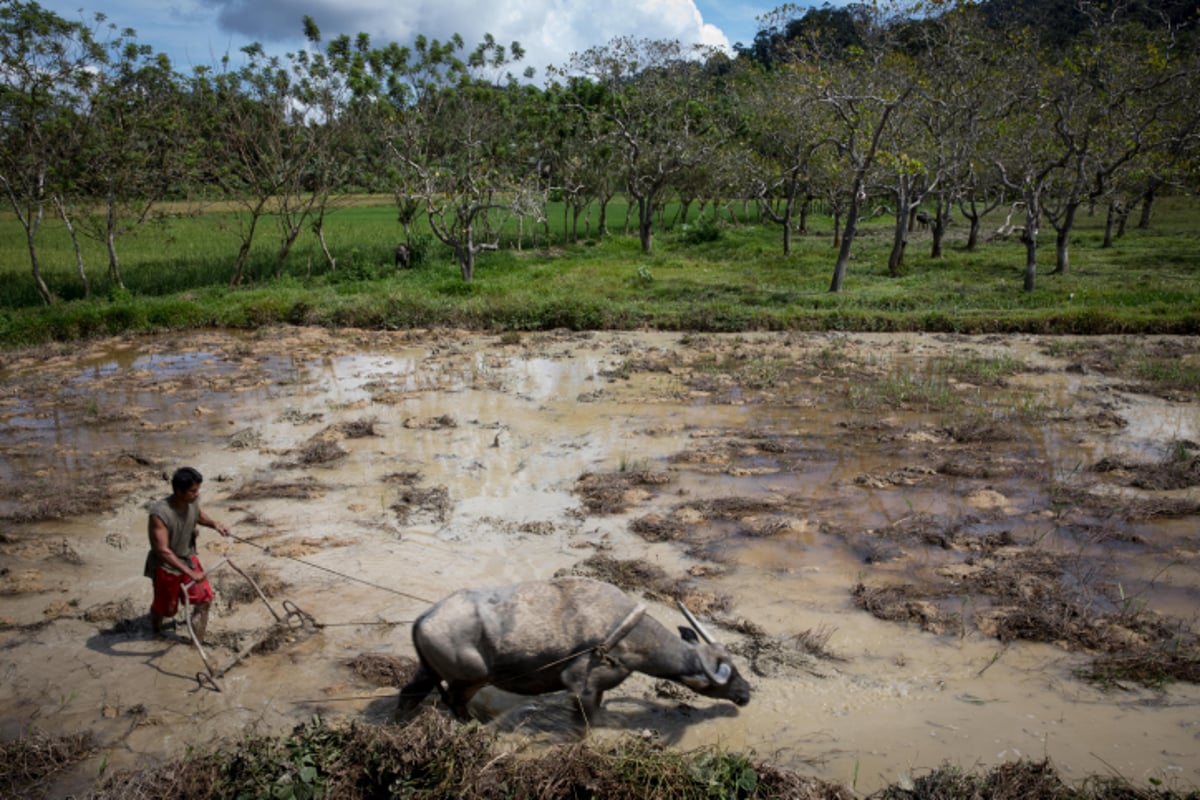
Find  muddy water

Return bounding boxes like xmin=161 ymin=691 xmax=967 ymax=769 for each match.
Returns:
xmin=2 ymin=329 xmax=1199 ymax=794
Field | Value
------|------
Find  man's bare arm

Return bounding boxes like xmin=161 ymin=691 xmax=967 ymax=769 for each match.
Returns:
xmin=149 ymin=515 xmax=203 ymax=581
xmin=197 ymin=509 xmax=230 ymax=536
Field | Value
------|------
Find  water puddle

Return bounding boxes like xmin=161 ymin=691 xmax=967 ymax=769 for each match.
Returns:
xmin=1 ymin=329 xmax=1198 ymax=793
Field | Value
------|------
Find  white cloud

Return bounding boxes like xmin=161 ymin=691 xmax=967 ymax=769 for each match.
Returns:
xmin=203 ymin=0 xmax=731 ymax=77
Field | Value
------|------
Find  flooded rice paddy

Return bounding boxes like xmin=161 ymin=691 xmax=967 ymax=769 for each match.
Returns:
xmin=1 ymin=327 xmax=1199 ymax=795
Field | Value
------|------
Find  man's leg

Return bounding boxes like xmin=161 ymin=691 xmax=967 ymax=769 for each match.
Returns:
xmin=191 ymin=602 xmax=210 ymax=645
xmin=151 ymin=569 xmax=184 ymax=638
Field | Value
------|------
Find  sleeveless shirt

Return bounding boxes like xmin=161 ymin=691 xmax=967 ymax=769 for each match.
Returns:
xmin=143 ymin=496 xmax=200 ymax=577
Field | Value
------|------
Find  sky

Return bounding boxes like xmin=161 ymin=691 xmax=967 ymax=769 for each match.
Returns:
xmin=40 ymin=0 xmax=784 ymax=80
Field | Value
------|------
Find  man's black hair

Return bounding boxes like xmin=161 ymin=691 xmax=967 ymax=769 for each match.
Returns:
xmin=171 ymin=467 xmax=204 ymax=493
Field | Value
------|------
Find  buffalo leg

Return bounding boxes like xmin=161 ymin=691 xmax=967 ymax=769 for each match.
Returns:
xmin=395 ymin=663 xmax=440 ymax=723
xmin=563 ymin=658 xmax=628 ymax=723
xmin=444 ymin=680 xmax=487 ymax=721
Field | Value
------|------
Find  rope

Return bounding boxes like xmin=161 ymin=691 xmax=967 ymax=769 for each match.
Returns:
xmin=226 ymin=533 xmax=435 ymax=605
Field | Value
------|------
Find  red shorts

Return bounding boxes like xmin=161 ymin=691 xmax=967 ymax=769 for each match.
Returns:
xmin=151 ymin=555 xmax=215 ymax=617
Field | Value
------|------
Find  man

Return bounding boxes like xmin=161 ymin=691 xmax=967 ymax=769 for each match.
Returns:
xmin=144 ymin=467 xmax=230 ymax=643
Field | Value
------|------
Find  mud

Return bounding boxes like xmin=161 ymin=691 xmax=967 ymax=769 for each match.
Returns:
xmin=1 ymin=328 xmax=1199 ymax=794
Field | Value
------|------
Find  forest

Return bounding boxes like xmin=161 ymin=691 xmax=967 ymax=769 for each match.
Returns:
xmin=2 ymin=0 xmax=1198 ymax=307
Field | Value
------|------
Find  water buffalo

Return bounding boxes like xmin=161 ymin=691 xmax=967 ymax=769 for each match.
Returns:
xmin=395 ymin=577 xmax=751 ymax=724
xmin=394 ymin=242 xmax=412 ymax=268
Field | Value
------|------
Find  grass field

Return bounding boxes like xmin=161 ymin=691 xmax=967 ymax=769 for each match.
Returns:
xmin=1 ymin=195 xmax=1197 ymax=347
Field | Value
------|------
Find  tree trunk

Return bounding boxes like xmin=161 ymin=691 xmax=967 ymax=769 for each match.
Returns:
xmin=1050 ymin=201 xmax=1078 ymax=275
xmin=964 ymin=213 xmax=980 ymax=251
xmin=887 ymin=198 xmax=908 ymax=276
xmin=458 ymin=240 xmax=476 ymax=283
xmin=830 ymin=191 xmax=862 ymax=293
xmin=637 ymin=196 xmax=654 ymax=254
xmin=930 ymin=198 xmax=948 ymax=259
xmin=759 ymin=179 xmax=797 ymax=256
xmin=53 ymin=196 xmax=90 ymax=299
xmin=1137 ymin=179 xmax=1160 ymax=229
xmin=1021 ymin=197 xmax=1039 ymax=292
xmin=315 ymin=220 xmax=336 ymax=272
xmin=230 ymin=204 xmax=266 ymax=287
xmin=103 ymin=191 xmax=127 ymax=289
xmin=105 ymin=230 xmax=123 ymax=290
xmin=1116 ymin=204 xmax=1131 ymax=239
xmin=6 ymin=172 xmax=54 ymax=304
xmin=274 ymin=222 xmax=304 ymax=279
xmin=1102 ymin=199 xmax=1118 ymax=249
xmin=597 ymin=197 xmax=610 ymax=237
xmin=27 ymin=225 xmax=53 ymax=305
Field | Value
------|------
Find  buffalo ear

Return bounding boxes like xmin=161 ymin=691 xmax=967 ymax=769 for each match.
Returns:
xmin=679 ymin=626 xmax=699 ymax=644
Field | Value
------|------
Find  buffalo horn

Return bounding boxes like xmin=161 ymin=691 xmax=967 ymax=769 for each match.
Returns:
xmin=676 ymin=599 xmax=717 ymax=645
xmin=699 ymin=659 xmax=732 ymax=686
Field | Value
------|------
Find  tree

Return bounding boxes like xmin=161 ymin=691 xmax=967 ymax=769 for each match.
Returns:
xmin=385 ymin=33 xmax=531 ymax=282
xmin=73 ymin=39 xmax=190 ymax=291
xmin=195 ymin=35 xmax=349 ymax=287
xmin=0 ymin=0 xmax=105 ymax=304
xmin=291 ymin=20 xmax=379 ymax=273
xmin=991 ymin=26 xmax=1070 ymax=293
xmin=735 ymin=59 xmax=829 ymax=255
xmin=817 ymin=19 xmax=915 ymax=292
xmin=563 ymin=37 xmax=727 ymax=255
xmin=908 ymin=3 xmax=1001 ymax=259
xmin=736 ymin=3 xmax=868 ymax=67
xmin=1077 ymin=17 xmax=1197 ymax=250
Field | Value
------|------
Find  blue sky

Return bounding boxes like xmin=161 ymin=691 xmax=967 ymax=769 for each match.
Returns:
xmin=39 ymin=0 xmax=786 ymax=79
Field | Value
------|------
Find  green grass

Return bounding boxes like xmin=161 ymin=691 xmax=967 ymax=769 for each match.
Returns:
xmin=2 ymin=195 xmax=1198 ymax=348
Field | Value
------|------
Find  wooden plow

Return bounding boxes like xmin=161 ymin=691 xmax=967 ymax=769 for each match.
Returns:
xmin=181 ymin=558 xmax=319 ymax=692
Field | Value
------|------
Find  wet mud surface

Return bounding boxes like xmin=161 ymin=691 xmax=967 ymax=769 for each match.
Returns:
xmin=1 ymin=328 xmax=1199 ymax=794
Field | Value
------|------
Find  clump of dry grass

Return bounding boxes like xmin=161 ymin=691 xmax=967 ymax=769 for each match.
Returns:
xmin=211 ymin=564 xmax=287 ymax=609
xmin=88 ymin=714 xmax=853 ymax=800
xmin=1077 ymin=639 xmax=1200 ymax=689
xmin=391 ymin=485 xmax=451 ymax=524
xmin=629 ymin=513 xmax=689 ymax=542
xmin=338 ymin=417 xmax=382 ymax=438
xmin=0 ymin=478 xmax=117 ymax=522
xmin=852 ymin=582 xmax=959 ymax=635
xmin=1091 ymin=442 xmax=1200 ymax=491
xmin=346 ymin=653 xmax=419 ymax=687
xmin=852 ymin=544 xmax=1200 ymax=690
xmin=383 ymin=471 xmax=422 ymax=485
xmin=85 ymin=716 xmax=1191 ymax=800
xmin=0 ymin=729 xmax=95 ymax=799
xmin=561 ymin=553 xmax=671 ymax=593
xmin=295 ymin=439 xmax=348 ymax=466
xmin=227 ymin=478 xmax=327 ymax=501
xmin=1050 ymin=483 xmax=1200 ymax=520
xmin=403 ymin=414 xmax=457 ymax=429
xmin=574 ymin=469 xmax=672 ymax=515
